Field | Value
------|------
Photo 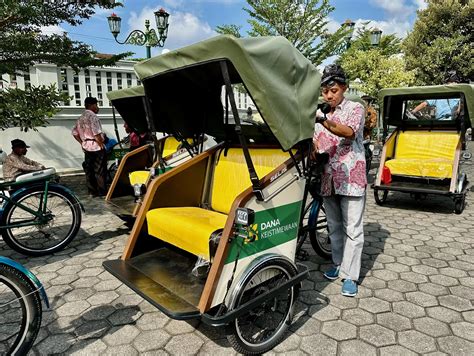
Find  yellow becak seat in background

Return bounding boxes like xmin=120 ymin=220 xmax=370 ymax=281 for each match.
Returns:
xmin=162 ymin=136 xmax=181 ymax=157
xmin=146 ymin=148 xmax=289 ymax=260
xmin=129 ymin=170 xmax=150 ymax=186
xmin=385 ymin=131 xmax=460 ymax=179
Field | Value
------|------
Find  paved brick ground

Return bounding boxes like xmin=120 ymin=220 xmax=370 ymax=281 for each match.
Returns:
xmin=1 ymin=143 xmax=473 ymax=355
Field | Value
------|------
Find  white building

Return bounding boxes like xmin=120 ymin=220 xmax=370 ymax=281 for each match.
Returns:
xmin=0 ymin=60 xmax=255 ymax=175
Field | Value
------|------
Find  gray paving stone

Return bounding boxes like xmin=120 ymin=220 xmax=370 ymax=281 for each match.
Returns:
xmin=135 ymin=311 xmax=169 ymax=330
xmin=74 ymin=319 xmax=110 ymax=340
xmin=413 ymin=317 xmax=451 ymax=337
xmin=451 ymin=321 xmax=474 ymax=342
xmin=405 ymin=291 xmax=439 ymax=307
xmin=438 ymin=336 xmax=474 ymax=356
xmin=359 ymin=324 xmax=396 ymax=347
xmin=272 ymin=332 xmax=301 ymax=352
xmin=374 ymin=288 xmax=404 ymax=302
xmin=398 ymin=330 xmax=437 ymax=354
xmin=87 ymin=291 xmax=120 ymax=306
xmin=358 ymin=297 xmax=390 ymax=314
xmin=392 ymin=301 xmax=426 ymax=318
xmin=107 ymin=306 xmax=142 ymax=326
xmin=300 ymin=334 xmax=337 ymax=355
xmin=387 ymin=279 xmax=417 ymax=292
xmin=377 ymin=312 xmax=411 ymax=332
xmin=462 ymin=310 xmax=474 ymax=323
xmin=328 ymin=295 xmax=358 ymax=310
xmin=291 ymin=315 xmax=322 ymax=336
xmin=165 ymin=319 xmax=198 ymax=335
xmin=379 ymin=345 xmax=417 ymax=356
xmin=418 ymin=282 xmax=449 ymax=296
xmin=450 ymin=285 xmax=474 ymax=301
xmin=102 ymin=325 xmax=140 ymax=346
xmin=384 ymin=262 xmax=411 ymax=273
xmin=310 ymin=304 xmax=341 ymax=322
xmin=36 ymin=333 xmax=75 ymax=354
xmin=68 ymin=339 xmax=108 ymax=355
xmin=103 ymin=345 xmax=139 ymax=356
xmin=427 ymin=306 xmax=463 ymax=323
xmin=133 ymin=329 xmax=171 ymax=352
xmin=360 ymin=276 xmax=386 ymax=289
xmin=341 ymin=308 xmax=375 ymax=326
xmin=165 ymin=333 xmax=204 ymax=354
xmin=56 ymin=300 xmax=91 ymax=317
xmin=321 ymin=320 xmax=357 ymax=341
xmin=339 ymin=339 xmax=377 ymax=356
xmin=439 ymin=295 xmax=473 ymax=311
xmin=64 ymin=288 xmax=95 ymax=302
xmin=430 ymin=274 xmax=460 ymax=287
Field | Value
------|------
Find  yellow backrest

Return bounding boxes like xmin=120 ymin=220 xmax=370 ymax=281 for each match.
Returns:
xmin=211 ymin=148 xmax=289 ymax=214
xmin=162 ymin=137 xmax=181 ymax=157
xmin=395 ymin=131 xmax=460 ymax=160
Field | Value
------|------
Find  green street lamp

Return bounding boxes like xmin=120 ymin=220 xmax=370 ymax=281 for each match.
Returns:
xmin=341 ymin=19 xmax=356 ymax=49
xmin=370 ymin=28 xmax=383 ymax=47
xmin=107 ymin=8 xmax=170 ymax=59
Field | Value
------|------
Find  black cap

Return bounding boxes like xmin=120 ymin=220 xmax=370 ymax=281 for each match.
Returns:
xmin=84 ymin=97 xmax=98 ymax=107
xmin=321 ymin=64 xmax=347 ymax=87
xmin=11 ymin=139 xmax=30 ymax=148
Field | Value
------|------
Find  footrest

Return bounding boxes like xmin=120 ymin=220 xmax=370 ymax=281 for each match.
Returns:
xmin=103 ymin=249 xmax=204 ymax=320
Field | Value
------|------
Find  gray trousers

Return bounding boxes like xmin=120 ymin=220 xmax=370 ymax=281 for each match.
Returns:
xmin=323 ymin=194 xmax=365 ymax=281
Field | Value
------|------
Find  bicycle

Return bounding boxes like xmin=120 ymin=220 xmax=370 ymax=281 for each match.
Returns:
xmin=0 ymin=256 xmax=48 ymax=355
xmin=0 ymin=170 xmax=83 ymax=256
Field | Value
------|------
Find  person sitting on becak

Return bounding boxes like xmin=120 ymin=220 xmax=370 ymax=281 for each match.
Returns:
xmin=411 ymin=71 xmax=461 ymax=120
xmin=2 ymin=139 xmax=45 ymax=181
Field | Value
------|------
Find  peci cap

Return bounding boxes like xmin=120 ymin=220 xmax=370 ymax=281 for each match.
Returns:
xmin=321 ymin=64 xmax=347 ymax=87
xmin=11 ymin=139 xmax=30 ymax=148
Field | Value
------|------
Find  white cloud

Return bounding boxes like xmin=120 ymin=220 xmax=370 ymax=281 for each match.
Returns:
xmin=369 ymin=0 xmax=415 ymax=19
xmin=412 ymin=0 xmax=428 ymax=10
xmin=354 ymin=18 xmax=412 ymax=38
xmin=127 ymin=6 xmax=216 ymax=54
xmin=40 ymin=25 xmax=66 ymax=36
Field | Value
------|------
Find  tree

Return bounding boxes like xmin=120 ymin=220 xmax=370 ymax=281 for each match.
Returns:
xmin=402 ymin=0 xmax=473 ymax=85
xmin=216 ymin=0 xmax=350 ymax=66
xmin=339 ymin=28 xmax=415 ymax=100
xmin=0 ymin=0 xmax=131 ymax=130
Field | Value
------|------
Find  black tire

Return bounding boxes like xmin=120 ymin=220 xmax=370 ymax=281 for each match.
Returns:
xmin=0 ymin=264 xmax=42 ymax=355
xmin=374 ymin=189 xmax=388 ymax=205
xmin=226 ymin=258 xmax=298 ymax=355
xmin=107 ymin=162 xmax=118 ymax=184
xmin=308 ymin=205 xmax=331 ymax=259
xmin=454 ymin=197 xmax=466 ymax=214
xmin=1 ymin=185 xmax=82 ymax=256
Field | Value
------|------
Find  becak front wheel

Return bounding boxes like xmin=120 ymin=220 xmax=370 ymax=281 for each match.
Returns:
xmin=226 ymin=258 xmax=298 ymax=355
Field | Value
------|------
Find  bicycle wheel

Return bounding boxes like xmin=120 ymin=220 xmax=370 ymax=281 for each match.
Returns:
xmin=226 ymin=258 xmax=297 ymax=355
xmin=1 ymin=185 xmax=82 ymax=256
xmin=0 ymin=264 xmax=42 ymax=355
xmin=308 ymin=203 xmax=331 ymax=259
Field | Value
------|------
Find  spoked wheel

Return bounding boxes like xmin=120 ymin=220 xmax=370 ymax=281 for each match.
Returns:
xmin=374 ymin=188 xmax=388 ymax=205
xmin=226 ymin=258 xmax=298 ymax=355
xmin=0 ymin=185 xmax=82 ymax=256
xmin=107 ymin=162 xmax=118 ymax=184
xmin=0 ymin=264 xmax=42 ymax=355
xmin=299 ymin=198 xmax=331 ymax=259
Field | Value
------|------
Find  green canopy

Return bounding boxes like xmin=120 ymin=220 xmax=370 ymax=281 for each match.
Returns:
xmin=106 ymin=86 xmax=149 ymax=134
xmin=134 ymin=35 xmax=321 ymax=151
xmin=379 ymin=84 xmax=473 ymax=129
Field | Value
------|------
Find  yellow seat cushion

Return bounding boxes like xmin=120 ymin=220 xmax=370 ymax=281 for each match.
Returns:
xmin=147 ymin=207 xmax=227 ymax=260
xmin=162 ymin=137 xmax=181 ymax=157
xmin=129 ymin=170 xmax=150 ymax=186
xmin=211 ymin=148 xmax=288 ymax=214
xmin=386 ymin=131 xmax=459 ymax=178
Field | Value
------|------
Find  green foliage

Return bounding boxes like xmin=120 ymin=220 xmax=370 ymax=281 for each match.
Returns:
xmin=215 ymin=0 xmax=350 ymax=66
xmin=341 ymin=50 xmax=416 ymax=100
xmin=402 ymin=0 xmax=473 ymax=85
xmin=0 ymin=0 xmax=132 ymax=130
xmin=0 ymin=84 xmax=70 ymax=131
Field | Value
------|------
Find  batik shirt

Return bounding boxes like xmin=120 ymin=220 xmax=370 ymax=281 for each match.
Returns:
xmin=313 ymin=98 xmax=366 ymax=197
xmin=2 ymin=153 xmax=44 ymax=181
xmin=72 ymin=109 xmax=103 ymax=152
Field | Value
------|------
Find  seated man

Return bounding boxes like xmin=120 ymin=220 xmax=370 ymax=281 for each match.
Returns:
xmin=2 ymin=139 xmax=45 ymax=181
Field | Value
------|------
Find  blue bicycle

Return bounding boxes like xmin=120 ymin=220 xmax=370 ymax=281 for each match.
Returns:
xmin=0 ymin=257 xmax=48 ymax=355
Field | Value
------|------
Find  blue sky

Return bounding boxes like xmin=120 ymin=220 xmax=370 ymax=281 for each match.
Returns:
xmin=42 ymin=0 xmax=427 ymax=59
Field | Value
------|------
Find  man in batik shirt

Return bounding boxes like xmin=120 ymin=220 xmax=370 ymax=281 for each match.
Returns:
xmin=313 ymin=64 xmax=366 ymax=297
xmin=72 ymin=97 xmax=107 ymax=196
xmin=2 ymin=139 xmax=45 ymax=181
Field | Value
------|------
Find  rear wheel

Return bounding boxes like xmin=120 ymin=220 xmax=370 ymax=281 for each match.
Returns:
xmin=1 ymin=185 xmax=81 ymax=256
xmin=308 ymin=205 xmax=331 ymax=259
xmin=0 ymin=264 xmax=42 ymax=355
xmin=226 ymin=258 xmax=298 ymax=355
xmin=374 ymin=189 xmax=388 ymax=205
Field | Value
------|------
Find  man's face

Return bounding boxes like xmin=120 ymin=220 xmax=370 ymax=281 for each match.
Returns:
xmin=91 ymin=103 xmax=99 ymax=114
xmin=13 ymin=146 xmax=27 ymax=156
xmin=322 ymin=82 xmax=347 ymax=108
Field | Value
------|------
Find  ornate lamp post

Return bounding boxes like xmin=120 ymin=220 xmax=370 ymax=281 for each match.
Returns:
xmin=370 ymin=28 xmax=383 ymax=47
xmin=341 ymin=19 xmax=356 ymax=49
xmin=107 ymin=8 xmax=170 ymax=59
